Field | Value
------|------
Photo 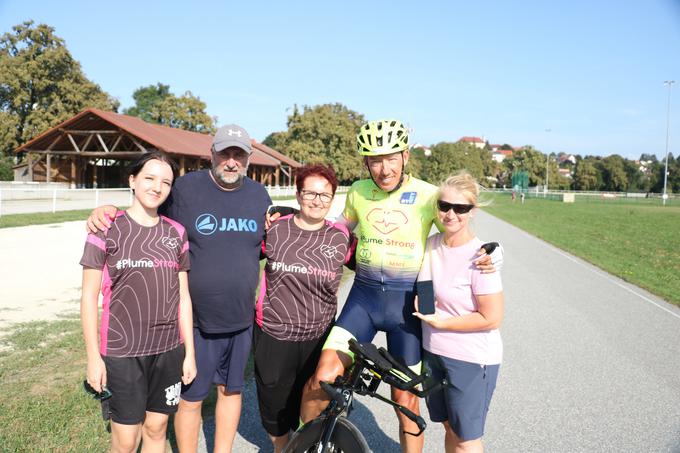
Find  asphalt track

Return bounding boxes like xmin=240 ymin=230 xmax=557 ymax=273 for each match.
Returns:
xmin=221 ymin=209 xmax=680 ymax=452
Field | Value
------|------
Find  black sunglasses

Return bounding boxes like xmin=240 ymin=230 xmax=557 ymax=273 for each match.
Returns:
xmin=83 ymin=380 xmax=113 ymax=401
xmin=437 ymin=200 xmax=475 ymax=214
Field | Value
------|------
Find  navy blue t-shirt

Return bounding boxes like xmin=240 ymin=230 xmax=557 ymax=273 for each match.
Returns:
xmin=161 ymin=170 xmax=271 ymax=334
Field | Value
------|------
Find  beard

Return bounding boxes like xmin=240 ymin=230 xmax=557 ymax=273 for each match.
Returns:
xmin=211 ymin=165 xmax=246 ymax=188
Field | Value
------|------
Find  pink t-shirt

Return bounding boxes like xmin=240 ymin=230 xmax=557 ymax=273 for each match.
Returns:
xmin=418 ymin=234 xmax=503 ymax=365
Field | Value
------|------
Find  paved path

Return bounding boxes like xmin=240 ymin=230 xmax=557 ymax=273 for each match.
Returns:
xmin=2 ymin=202 xmax=679 ymax=451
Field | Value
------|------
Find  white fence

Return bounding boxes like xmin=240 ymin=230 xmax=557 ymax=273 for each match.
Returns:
xmin=0 ymin=185 xmax=351 ymax=217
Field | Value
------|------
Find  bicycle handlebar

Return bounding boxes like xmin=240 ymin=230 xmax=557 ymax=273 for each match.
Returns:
xmin=347 ymin=339 xmax=445 ymax=397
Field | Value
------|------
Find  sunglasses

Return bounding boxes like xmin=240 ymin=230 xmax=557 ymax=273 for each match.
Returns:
xmin=83 ymin=380 xmax=113 ymax=401
xmin=437 ymin=200 xmax=475 ymax=214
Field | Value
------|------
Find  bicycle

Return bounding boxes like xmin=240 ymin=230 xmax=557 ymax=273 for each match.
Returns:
xmin=283 ymin=338 xmax=447 ymax=453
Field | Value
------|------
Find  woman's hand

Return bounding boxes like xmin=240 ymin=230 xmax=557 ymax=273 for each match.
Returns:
xmin=413 ymin=297 xmax=446 ymax=329
xmin=182 ymin=355 xmax=197 ymax=385
xmin=86 ymin=356 xmax=107 ymax=393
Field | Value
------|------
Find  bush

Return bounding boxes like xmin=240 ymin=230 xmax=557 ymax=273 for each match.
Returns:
xmin=0 ymin=155 xmax=14 ymax=181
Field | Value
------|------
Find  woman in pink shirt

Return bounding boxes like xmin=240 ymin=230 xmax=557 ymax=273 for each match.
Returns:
xmin=414 ymin=171 xmax=504 ymax=453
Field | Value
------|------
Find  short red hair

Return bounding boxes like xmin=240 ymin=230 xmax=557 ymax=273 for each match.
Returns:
xmin=295 ymin=164 xmax=339 ymax=194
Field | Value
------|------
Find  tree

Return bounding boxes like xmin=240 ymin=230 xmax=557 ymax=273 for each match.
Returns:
xmin=421 ymin=142 xmax=489 ymax=185
xmin=0 ymin=21 xmax=118 ymax=158
xmin=573 ymin=157 xmax=599 ymax=190
xmin=501 ymin=146 xmax=546 ymax=185
xmin=123 ymin=83 xmax=171 ymax=123
xmin=600 ymin=155 xmax=629 ymax=191
xmin=123 ymin=84 xmax=216 ymax=134
xmin=263 ymin=104 xmax=365 ymax=183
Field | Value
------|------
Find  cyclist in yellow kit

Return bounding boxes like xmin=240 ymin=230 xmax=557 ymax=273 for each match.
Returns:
xmin=299 ymin=119 xmax=500 ymax=453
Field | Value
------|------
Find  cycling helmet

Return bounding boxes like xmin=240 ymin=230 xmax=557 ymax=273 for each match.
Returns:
xmin=356 ymin=119 xmax=409 ymax=156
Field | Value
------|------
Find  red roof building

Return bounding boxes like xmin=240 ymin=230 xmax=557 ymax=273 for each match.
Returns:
xmin=14 ymin=109 xmax=300 ymax=188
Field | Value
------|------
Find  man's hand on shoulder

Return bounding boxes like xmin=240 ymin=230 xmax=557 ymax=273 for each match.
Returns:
xmin=86 ymin=205 xmax=118 ymax=233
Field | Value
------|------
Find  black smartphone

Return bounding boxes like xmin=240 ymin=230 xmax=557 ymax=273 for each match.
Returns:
xmin=83 ymin=380 xmax=112 ymax=401
xmin=416 ymin=280 xmax=436 ymax=315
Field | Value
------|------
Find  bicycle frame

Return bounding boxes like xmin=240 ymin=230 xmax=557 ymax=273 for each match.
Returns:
xmin=303 ymin=340 xmax=446 ymax=452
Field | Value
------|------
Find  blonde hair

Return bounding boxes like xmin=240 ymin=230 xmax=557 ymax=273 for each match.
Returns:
xmin=438 ymin=170 xmax=490 ymax=207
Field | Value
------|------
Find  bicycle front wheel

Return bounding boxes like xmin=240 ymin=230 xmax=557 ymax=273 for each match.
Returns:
xmin=284 ymin=416 xmax=370 ymax=453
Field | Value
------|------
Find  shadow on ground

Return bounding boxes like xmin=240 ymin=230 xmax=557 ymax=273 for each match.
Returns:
xmin=170 ymin=380 xmax=399 ymax=452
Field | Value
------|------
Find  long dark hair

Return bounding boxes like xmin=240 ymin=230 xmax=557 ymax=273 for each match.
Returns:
xmin=126 ymin=152 xmax=178 ymax=179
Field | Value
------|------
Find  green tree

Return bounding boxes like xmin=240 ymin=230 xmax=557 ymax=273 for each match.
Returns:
xmin=123 ymin=83 xmax=171 ymax=123
xmin=502 ymin=146 xmax=546 ymax=185
xmin=0 ymin=154 xmax=13 ymax=180
xmin=421 ymin=142 xmax=489 ymax=185
xmin=124 ymin=84 xmax=216 ymax=134
xmin=155 ymin=91 xmax=216 ymax=134
xmin=573 ymin=157 xmax=600 ymax=190
xmin=0 ymin=21 xmax=118 ymax=158
xmin=263 ymin=103 xmax=365 ymax=183
xmin=600 ymin=155 xmax=629 ymax=191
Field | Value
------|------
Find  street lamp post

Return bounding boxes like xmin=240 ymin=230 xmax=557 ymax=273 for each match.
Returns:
xmin=662 ymin=80 xmax=675 ymax=206
xmin=544 ymin=129 xmax=551 ymax=197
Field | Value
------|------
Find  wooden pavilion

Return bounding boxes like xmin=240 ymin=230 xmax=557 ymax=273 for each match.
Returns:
xmin=13 ymin=108 xmax=300 ymax=188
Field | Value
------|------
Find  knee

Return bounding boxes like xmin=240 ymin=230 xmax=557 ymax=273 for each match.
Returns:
xmin=178 ymin=398 xmax=202 ymax=414
xmin=393 ymin=390 xmax=418 ymax=409
xmin=142 ymin=419 xmax=168 ymax=441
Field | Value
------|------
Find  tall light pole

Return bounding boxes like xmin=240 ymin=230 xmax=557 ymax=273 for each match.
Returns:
xmin=544 ymin=129 xmax=551 ymax=197
xmin=662 ymin=80 xmax=675 ymax=206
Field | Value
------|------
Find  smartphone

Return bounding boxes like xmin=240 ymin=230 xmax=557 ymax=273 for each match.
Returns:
xmin=416 ymin=280 xmax=436 ymax=315
xmin=83 ymin=380 xmax=113 ymax=401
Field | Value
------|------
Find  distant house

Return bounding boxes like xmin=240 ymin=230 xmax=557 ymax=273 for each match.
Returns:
xmin=458 ymin=136 xmax=486 ymax=149
xmin=13 ymin=108 xmax=300 ymax=188
xmin=558 ymin=168 xmax=572 ymax=178
xmin=492 ymin=149 xmax=513 ymax=163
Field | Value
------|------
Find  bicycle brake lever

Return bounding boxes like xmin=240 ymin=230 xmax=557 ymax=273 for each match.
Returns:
xmin=319 ymin=381 xmax=347 ymax=409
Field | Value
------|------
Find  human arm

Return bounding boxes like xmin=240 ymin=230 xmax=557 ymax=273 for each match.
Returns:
xmin=178 ymin=271 xmax=196 ymax=385
xmin=413 ymin=291 xmax=504 ymax=331
xmin=85 ymin=205 xmax=118 ymax=233
xmin=265 ymin=205 xmax=298 ymax=229
xmin=81 ymin=268 xmax=106 ymax=392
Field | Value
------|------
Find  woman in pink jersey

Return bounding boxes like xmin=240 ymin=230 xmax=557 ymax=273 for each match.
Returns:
xmin=254 ymin=164 xmax=355 ymax=452
xmin=413 ymin=171 xmax=504 ymax=453
xmin=80 ymin=152 xmax=196 ymax=453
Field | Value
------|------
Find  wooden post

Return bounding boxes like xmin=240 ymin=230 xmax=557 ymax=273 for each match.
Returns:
xmin=93 ymin=160 xmax=98 ymax=188
xmin=28 ymin=154 xmax=34 ymax=181
xmin=70 ymin=156 xmax=77 ymax=189
xmin=275 ymin=167 xmax=280 ymax=186
xmin=180 ymin=156 xmax=186 ymax=176
xmin=46 ymin=153 xmax=52 ymax=183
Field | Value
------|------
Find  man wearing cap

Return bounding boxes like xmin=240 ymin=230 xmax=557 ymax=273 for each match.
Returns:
xmin=86 ymin=125 xmax=271 ymax=453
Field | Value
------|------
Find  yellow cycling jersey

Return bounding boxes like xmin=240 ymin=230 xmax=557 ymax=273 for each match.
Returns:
xmin=343 ymin=175 xmax=440 ymax=289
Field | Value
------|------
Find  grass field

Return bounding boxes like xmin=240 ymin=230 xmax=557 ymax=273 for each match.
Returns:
xmin=0 ymin=194 xmax=298 ymax=229
xmin=0 ymin=316 xmax=254 ymax=451
xmin=0 ymin=209 xmax=93 ymax=229
xmin=482 ymin=193 xmax=680 ymax=306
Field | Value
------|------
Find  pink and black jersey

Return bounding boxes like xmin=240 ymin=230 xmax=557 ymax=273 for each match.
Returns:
xmin=256 ymin=215 xmax=356 ymax=342
xmin=80 ymin=211 xmax=190 ymax=358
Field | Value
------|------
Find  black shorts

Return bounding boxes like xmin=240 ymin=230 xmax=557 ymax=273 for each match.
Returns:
xmin=103 ymin=345 xmax=184 ymax=425
xmin=253 ymin=324 xmax=330 ymax=436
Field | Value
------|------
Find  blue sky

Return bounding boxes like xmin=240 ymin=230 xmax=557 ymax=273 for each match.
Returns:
xmin=2 ymin=0 xmax=680 ymax=160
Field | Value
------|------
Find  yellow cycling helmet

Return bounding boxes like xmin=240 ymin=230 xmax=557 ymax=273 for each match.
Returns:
xmin=356 ymin=119 xmax=409 ymax=156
